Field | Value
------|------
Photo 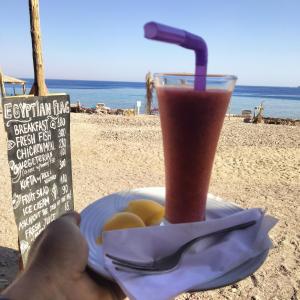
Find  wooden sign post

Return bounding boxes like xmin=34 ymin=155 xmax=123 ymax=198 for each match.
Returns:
xmin=28 ymin=0 xmax=48 ymax=96
xmin=1 ymin=0 xmax=74 ymax=264
xmin=0 ymin=70 xmax=6 ymax=98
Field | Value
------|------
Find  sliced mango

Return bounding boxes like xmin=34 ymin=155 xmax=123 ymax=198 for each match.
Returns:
xmin=96 ymin=212 xmax=145 ymax=244
xmin=126 ymin=199 xmax=165 ymax=226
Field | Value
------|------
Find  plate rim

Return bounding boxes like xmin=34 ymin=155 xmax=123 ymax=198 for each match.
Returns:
xmin=80 ymin=187 xmax=269 ymax=289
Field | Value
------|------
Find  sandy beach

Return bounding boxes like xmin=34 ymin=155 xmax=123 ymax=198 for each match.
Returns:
xmin=0 ymin=113 xmax=299 ymax=299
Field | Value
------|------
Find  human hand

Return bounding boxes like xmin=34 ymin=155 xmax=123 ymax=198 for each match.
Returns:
xmin=2 ymin=212 xmax=124 ymax=300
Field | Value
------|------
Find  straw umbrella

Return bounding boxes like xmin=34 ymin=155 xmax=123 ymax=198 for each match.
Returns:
xmin=0 ymin=72 xmax=26 ymax=97
xmin=28 ymin=0 xmax=48 ymax=96
xmin=145 ymin=71 xmax=154 ymax=114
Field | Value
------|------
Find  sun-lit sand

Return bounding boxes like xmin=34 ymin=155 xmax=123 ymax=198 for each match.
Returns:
xmin=0 ymin=113 xmax=299 ymax=299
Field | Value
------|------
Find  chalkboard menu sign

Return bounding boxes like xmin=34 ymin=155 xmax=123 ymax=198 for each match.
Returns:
xmin=2 ymin=94 xmax=74 ymax=262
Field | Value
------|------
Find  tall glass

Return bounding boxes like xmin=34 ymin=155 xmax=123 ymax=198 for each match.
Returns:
xmin=155 ymin=74 xmax=237 ymax=223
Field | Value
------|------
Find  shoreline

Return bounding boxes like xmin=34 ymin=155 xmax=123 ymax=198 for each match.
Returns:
xmin=0 ymin=114 xmax=299 ymax=299
xmin=2 ymin=79 xmax=300 ymax=120
xmin=1 ymin=104 xmax=300 ymax=124
xmin=69 ymin=104 xmax=300 ymax=125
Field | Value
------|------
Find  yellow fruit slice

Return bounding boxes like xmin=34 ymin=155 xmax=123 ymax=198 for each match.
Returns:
xmin=126 ymin=200 xmax=165 ymax=226
xmin=96 ymin=212 xmax=145 ymax=244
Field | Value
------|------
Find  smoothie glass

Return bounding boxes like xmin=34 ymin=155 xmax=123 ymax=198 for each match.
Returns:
xmin=155 ymin=74 xmax=237 ymax=223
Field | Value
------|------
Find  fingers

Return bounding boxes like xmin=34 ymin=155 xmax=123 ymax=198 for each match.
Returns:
xmin=31 ymin=211 xmax=80 ymax=249
xmin=27 ymin=211 xmax=88 ymax=275
xmin=27 ymin=211 xmax=81 ymax=267
xmin=86 ymin=267 xmax=126 ymax=299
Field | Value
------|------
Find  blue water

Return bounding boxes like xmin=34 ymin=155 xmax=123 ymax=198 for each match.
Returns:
xmin=4 ymin=79 xmax=300 ymax=119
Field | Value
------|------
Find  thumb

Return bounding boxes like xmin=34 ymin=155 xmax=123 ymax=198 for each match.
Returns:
xmin=60 ymin=211 xmax=81 ymax=226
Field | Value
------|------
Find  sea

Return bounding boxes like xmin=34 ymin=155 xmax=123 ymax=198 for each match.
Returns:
xmin=4 ymin=79 xmax=300 ymax=119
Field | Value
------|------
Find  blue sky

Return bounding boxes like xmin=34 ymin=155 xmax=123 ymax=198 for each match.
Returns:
xmin=0 ymin=0 xmax=299 ymax=86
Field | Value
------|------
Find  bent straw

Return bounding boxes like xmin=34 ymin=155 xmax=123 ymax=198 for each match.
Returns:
xmin=144 ymin=22 xmax=208 ymax=91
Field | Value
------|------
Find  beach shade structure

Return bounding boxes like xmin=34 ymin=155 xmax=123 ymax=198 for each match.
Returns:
xmin=241 ymin=110 xmax=252 ymax=123
xmin=0 ymin=71 xmax=26 ymax=97
xmin=1 ymin=0 xmax=74 ymax=265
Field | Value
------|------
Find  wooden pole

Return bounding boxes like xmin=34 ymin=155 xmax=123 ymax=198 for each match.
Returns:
xmin=0 ymin=70 xmax=6 ymax=98
xmin=28 ymin=0 xmax=48 ymax=96
xmin=145 ymin=72 xmax=153 ymax=115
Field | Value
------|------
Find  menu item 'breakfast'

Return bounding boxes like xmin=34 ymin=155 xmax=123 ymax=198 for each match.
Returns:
xmin=96 ymin=212 xmax=145 ymax=244
xmin=126 ymin=200 xmax=165 ymax=225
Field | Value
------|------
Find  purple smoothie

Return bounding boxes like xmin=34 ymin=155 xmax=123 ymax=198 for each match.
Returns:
xmin=157 ymin=86 xmax=232 ymax=223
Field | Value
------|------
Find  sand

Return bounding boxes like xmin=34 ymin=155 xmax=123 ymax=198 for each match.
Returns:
xmin=0 ymin=113 xmax=299 ymax=299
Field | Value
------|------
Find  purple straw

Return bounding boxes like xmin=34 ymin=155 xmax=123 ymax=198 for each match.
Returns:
xmin=144 ymin=22 xmax=208 ymax=91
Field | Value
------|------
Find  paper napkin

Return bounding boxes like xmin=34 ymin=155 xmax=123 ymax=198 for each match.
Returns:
xmin=103 ymin=208 xmax=277 ymax=300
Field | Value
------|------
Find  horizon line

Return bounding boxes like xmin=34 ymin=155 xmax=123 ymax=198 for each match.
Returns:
xmin=18 ymin=77 xmax=299 ymax=89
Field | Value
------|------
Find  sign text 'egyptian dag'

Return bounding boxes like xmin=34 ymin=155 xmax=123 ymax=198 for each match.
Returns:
xmin=2 ymin=94 xmax=74 ymax=262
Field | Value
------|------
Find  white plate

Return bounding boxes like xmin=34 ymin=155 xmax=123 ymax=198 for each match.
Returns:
xmin=80 ymin=187 xmax=268 ymax=290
